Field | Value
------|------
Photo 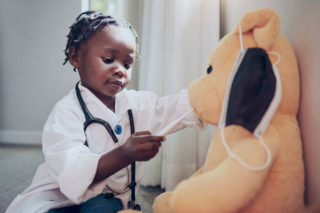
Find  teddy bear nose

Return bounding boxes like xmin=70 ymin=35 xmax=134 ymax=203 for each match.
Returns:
xmin=207 ymin=65 xmax=213 ymax=74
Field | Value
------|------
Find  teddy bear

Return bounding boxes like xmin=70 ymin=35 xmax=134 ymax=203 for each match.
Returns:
xmin=147 ymin=7 xmax=320 ymax=213
xmin=118 ymin=7 xmax=320 ymax=213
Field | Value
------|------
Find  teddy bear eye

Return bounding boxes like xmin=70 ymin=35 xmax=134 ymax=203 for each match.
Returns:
xmin=207 ymin=65 xmax=213 ymax=74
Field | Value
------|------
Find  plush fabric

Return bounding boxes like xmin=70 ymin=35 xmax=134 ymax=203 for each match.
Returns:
xmin=121 ymin=7 xmax=320 ymax=213
xmin=150 ymin=7 xmax=320 ymax=213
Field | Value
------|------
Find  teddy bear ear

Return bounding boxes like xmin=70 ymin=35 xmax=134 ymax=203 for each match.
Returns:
xmin=234 ymin=7 xmax=280 ymax=51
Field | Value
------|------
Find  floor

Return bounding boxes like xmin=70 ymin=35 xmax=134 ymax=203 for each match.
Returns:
xmin=0 ymin=143 xmax=164 ymax=213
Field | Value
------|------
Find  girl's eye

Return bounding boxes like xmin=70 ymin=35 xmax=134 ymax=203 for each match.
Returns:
xmin=125 ymin=64 xmax=132 ymax=69
xmin=102 ymin=57 xmax=114 ymax=63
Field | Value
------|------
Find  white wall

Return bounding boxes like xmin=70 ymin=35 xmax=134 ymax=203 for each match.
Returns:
xmin=0 ymin=0 xmax=150 ymax=145
xmin=0 ymin=0 xmax=81 ymax=144
xmin=117 ymin=0 xmax=141 ymax=92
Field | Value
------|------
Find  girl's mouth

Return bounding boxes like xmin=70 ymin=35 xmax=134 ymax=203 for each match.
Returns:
xmin=108 ymin=80 xmax=123 ymax=89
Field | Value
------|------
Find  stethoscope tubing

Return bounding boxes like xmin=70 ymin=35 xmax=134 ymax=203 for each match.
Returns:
xmin=75 ymin=81 xmax=132 ymax=194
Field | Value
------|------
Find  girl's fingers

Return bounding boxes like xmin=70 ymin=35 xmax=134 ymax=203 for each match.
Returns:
xmin=139 ymin=149 xmax=160 ymax=161
xmin=134 ymin=131 xmax=151 ymax=136
xmin=135 ymin=135 xmax=166 ymax=143
xmin=139 ymin=141 xmax=162 ymax=152
xmin=133 ymin=132 xmax=166 ymax=142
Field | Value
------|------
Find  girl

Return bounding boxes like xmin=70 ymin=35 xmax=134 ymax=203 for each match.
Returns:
xmin=6 ymin=11 xmax=206 ymax=213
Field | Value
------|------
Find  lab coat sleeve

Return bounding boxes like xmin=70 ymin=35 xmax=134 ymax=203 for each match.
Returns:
xmin=42 ymin=106 xmax=104 ymax=204
xmin=138 ymin=89 xmax=207 ymax=134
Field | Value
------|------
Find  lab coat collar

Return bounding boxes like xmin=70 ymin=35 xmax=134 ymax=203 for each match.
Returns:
xmin=75 ymin=82 xmax=139 ymax=125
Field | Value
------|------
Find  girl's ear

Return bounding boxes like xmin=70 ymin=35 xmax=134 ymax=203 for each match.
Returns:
xmin=68 ymin=46 xmax=80 ymax=68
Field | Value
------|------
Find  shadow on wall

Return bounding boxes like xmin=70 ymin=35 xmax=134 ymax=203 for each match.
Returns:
xmin=292 ymin=1 xmax=320 ymax=206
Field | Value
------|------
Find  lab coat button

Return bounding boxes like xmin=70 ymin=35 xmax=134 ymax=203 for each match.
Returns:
xmin=115 ymin=125 xmax=122 ymax=134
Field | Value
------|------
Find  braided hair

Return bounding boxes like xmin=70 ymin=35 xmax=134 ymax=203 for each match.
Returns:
xmin=63 ymin=10 xmax=140 ymax=72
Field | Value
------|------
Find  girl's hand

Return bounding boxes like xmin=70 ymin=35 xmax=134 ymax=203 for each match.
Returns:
xmin=122 ymin=131 xmax=165 ymax=162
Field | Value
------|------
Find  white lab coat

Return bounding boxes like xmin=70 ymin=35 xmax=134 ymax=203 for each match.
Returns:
xmin=6 ymin=83 xmax=206 ymax=213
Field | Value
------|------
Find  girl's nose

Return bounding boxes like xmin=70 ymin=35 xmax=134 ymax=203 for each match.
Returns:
xmin=113 ymin=64 xmax=126 ymax=76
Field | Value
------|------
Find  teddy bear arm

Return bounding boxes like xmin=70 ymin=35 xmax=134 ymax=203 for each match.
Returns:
xmin=169 ymin=158 xmax=270 ymax=213
xmin=152 ymin=192 xmax=176 ymax=213
xmin=190 ymin=165 xmax=204 ymax=178
xmin=151 ymin=166 xmax=204 ymax=213
xmin=169 ymin=133 xmax=280 ymax=213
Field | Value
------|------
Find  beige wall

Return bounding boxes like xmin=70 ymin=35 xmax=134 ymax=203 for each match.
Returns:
xmin=220 ymin=0 xmax=304 ymax=39
xmin=123 ymin=1 xmax=310 ymax=90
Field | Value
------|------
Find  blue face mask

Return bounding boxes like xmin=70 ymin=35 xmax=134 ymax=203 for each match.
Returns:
xmin=218 ymin=26 xmax=282 ymax=171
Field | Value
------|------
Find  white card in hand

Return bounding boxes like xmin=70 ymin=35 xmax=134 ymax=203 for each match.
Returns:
xmin=156 ymin=108 xmax=194 ymax=136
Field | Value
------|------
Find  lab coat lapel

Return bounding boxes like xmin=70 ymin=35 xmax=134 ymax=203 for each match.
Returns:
xmin=77 ymin=83 xmax=117 ymax=125
xmin=77 ymin=83 xmax=138 ymax=126
xmin=114 ymin=89 xmax=139 ymax=118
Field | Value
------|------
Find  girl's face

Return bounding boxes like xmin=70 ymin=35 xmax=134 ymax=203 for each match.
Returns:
xmin=75 ymin=25 xmax=136 ymax=99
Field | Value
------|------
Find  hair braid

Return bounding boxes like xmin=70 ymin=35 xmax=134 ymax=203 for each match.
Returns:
xmin=63 ymin=10 xmax=140 ymax=72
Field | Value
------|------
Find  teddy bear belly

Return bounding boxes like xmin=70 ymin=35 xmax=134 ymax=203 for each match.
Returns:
xmin=242 ymin=117 xmax=306 ymax=211
xmin=202 ymin=123 xmax=305 ymax=213
xmin=240 ymin=161 xmax=304 ymax=213
xmin=242 ymin=130 xmax=304 ymax=212
xmin=240 ymin=155 xmax=305 ymax=213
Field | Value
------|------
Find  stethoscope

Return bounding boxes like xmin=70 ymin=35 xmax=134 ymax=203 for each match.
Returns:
xmin=75 ymin=81 xmax=141 ymax=210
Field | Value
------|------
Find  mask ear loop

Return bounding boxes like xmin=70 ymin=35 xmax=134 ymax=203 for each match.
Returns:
xmin=218 ymin=28 xmax=280 ymax=172
xmin=267 ymin=51 xmax=281 ymax=66
xmin=239 ymin=25 xmax=244 ymax=54
xmin=220 ymin=126 xmax=272 ymax=171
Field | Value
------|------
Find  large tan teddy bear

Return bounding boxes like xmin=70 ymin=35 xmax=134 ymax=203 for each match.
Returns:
xmin=120 ymin=7 xmax=320 ymax=213
xmin=149 ymin=7 xmax=320 ymax=213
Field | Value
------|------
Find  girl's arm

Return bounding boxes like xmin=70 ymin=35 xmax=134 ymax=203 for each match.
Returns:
xmin=130 ymin=89 xmax=207 ymax=135
xmin=93 ymin=131 xmax=165 ymax=183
